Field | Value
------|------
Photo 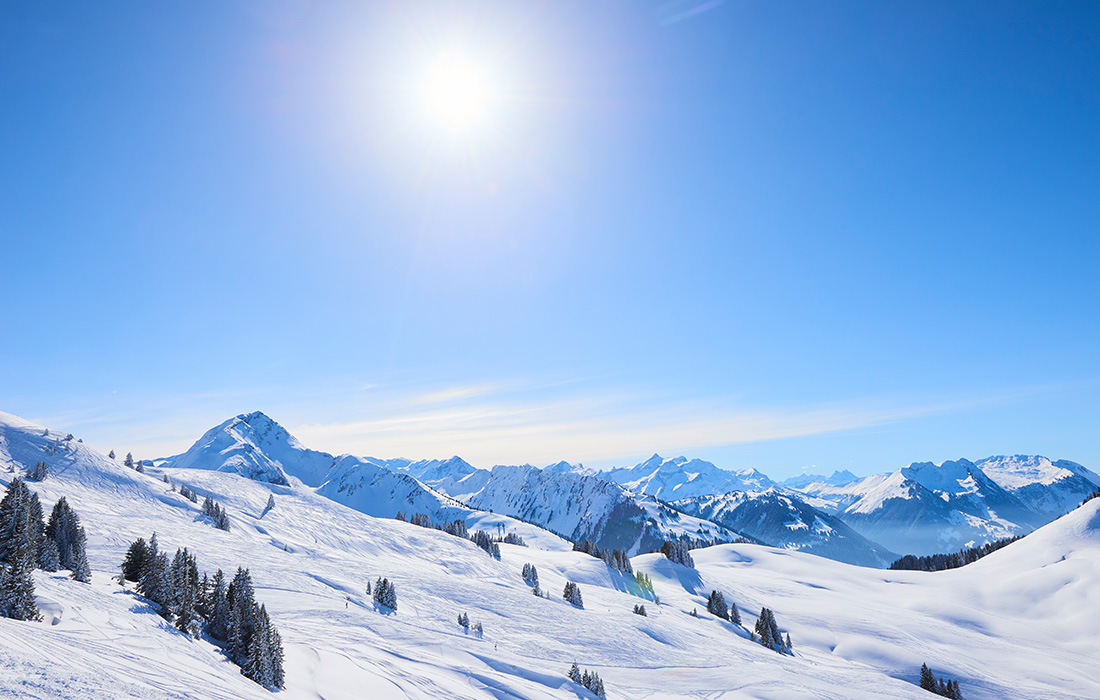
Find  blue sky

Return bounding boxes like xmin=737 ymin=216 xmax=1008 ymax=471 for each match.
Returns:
xmin=2 ymin=1 xmax=1098 ymax=478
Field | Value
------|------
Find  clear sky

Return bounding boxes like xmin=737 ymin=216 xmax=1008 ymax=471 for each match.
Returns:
xmin=2 ymin=1 xmax=1098 ymax=478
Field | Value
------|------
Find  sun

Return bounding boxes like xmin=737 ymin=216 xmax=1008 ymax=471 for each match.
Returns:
xmin=424 ymin=56 xmax=487 ymax=128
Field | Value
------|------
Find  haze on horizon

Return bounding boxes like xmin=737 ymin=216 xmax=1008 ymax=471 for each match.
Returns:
xmin=2 ymin=2 xmax=1098 ymax=479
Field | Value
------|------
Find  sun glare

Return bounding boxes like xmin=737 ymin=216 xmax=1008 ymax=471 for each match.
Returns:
xmin=425 ymin=57 xmax=487 ymax=128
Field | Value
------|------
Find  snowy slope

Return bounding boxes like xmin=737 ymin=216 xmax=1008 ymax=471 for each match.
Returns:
xmin=672 ymin=488 xmax=898 ymax=567
xmin=1 ymin=408 xmax=1098 ymax=699
xmin=601 ymin=454 xmax=776 ymax=500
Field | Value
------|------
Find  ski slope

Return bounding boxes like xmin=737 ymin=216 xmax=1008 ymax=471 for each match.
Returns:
xmin=0 ymin=409 xmax=1097 ymax=699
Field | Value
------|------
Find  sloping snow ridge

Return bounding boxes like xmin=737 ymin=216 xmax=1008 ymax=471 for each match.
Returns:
xmin=0 ymin=408 xmax=1097 ymax=699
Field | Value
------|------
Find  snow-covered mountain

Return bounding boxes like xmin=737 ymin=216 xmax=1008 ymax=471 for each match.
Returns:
xmin=2 ymin=407 xmax=1099 ymax=700
xmin=781 ymin=469 xmax=860 ymax=489
xmin=161 ymin=411 xmax=337 ymax=486
xmin=600 ymin=454 xmax=776 ymax=500
xmin=456 ymin=463 xmax=744 ymax=554
xmin=672 ymin=488 xmax=898 ymax=567
xmin=791 ymin=458 xmax=1049 ymax=555
xmin=975 ymin=455 xmax=1100 ymax=519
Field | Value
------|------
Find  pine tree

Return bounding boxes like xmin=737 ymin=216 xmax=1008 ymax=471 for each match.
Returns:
xmin=265 ymin=494 xmax=275 ymax=511
xmin=0 ymin=477 xmax=32 ymax=564
xmin=707 ymin=590 xmax=729 ymax=620
xmin=633 ymin=603 xmax=647 ymax=616
xmin=373 ymin=577 xmax=397 ymax=610
xmin=730 ymin=602 xmax=741 ymax=625
xmin=563 ymin=581 xmax=583 ymax=607
xmin=121 ymin=538 xmax=149 ymax=581
xmin=568 ymin=663 xmax=582 ymax=683
xmin=124 ymin=452 xmax=134 ymax=468
xmin=27 ymin=461 xmax=49 ymax=481
xmin=109 ymin=450 xmax=116 ymax=460
xmin=458 ymin=612 xmax=469 ymax=629
xmin=227 ymin=567 xmax=257 ymax=664
xmin=207 ymin=569 xmax=231 ymax=641
xmin=38 ymin=537 xmax=60 ymax=572
xmin=920 ymin=663 xmax=936 ymax=691
xmin=0 ymin=480 xmax=40 ymax=621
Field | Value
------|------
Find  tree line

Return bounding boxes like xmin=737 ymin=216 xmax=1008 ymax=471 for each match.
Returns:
xmin=121 ymin=534 xmax=284 ymax=689
xmin=889 ymin=536 xmax=1022 ymax=572
xmin=0 ymin=478 xmax=90 ymax=621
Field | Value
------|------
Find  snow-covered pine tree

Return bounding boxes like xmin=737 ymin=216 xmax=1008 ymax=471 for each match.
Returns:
xmin=227 ymin=567 xmax=257 ymax=664
xmin=207 ymin=569 xmax=231 ymax=641
xmin=171 ymin=547 xmax=200 ymax=636
xmin=522 ymin=562 xmax=539 ymax=587
xmin=109 ymin=450 xmax=116 ymax=459
xmin=43 ymin=495 xmax=90 ymax=582
xmin=730 ymin=601 xmax=741 ymax=625
xmin=373 ymin=577 xmax=397 ymax=610
xmin=38 ymin=537 xmax=60 ymax=572
xmin=0 ymin=477 xmax=32 ymax=565
xmin=563 ymin=581 xmax=583 ymax=608
xmin=472 ymin=620 xmax=483 ymax=638
xmin=27 ymin=461 xmax=49 ymax=481
xmin=0 ymin=480 xmax=41 ymax=621
xmin=633 ymin=604 xmax=647 ymax=616
xmin=124 ymin=452 xmax=134 ymax=468
xmin=458 ymin=612 xmax=469 ymax=630
xmin=707 ymin=590 xmax=729 ymax=620
xmin=568 ymin=663 xmax=581 ymax=683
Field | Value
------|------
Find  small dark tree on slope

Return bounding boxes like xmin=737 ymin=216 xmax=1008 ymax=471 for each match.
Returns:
xmin=567 ymin=664 xmax=606 ymax=699
xmin=563 ymin=581 xmax=584 ymax=608
xmin=660 ymin=539 xmax=695 ymax=568
xmin=373 ymin=577 xmax=397 ymax=611
xmin=27 ymin=461 xmax=48 ymax=481
xmin=754 ymin=607 xmax=788 ymax=653
xmin=707 ymin=590 xmax=729 ymax=620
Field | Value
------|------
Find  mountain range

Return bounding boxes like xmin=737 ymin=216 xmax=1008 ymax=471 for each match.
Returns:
xmin=1 ymin=407 xmax=1098 ymax=700
xmin=154 ymin=411 xmax=1100 ymax=564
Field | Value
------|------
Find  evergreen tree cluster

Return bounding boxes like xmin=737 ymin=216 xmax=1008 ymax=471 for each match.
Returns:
xmin=26 ymin=461 xmax=49 ymax=482
xmin=499 ymin=532 xmax=526 ymax=546
xmin=633 ymin=603 xmax=647 ymax=616
xmin=889 ymin=536 xmax=1023 ymax=572
xmin=202 ymin=497 xmax=231 ymax=531
xmin=373 ymin=576 xmax=397 ymax=610
xmin=523 ymin=561 xmax=541 ymax=594
xmin=1082 ymin=488 xmax=1100 ymax=507
xmin=0 ymin=478 xmax=91 ymax=612
xmin=660 ymin=539 xmax=695 ymax=568
xmin=471 ymin=530 xmax=502 ymax=558
xmin=45 ymin=497 xmax=91 ymax=583
xmin=394 ymin=511 xmax=470 ymax=539
xmin=572 ymin=540 xmax=633 ymax=574
xmin=920 ymin=663 xmax=963 ymax=698
xmin=634 ymin=571 xmax=654 ymax=596
xmin=458 ymin=613 xmax=484 ymax=637
xmin=567 ymin=663 xmax=606 ymax=699
xmin=120 ymin=535 xmax=285 ymax=689
xmin=754 ymin=607 xmax=790 ymax=653
xmin=563 ymin=581 xmax=584 ymax=608
xmin=178 ymin=485 xmax=199 ymax=503
xmin=705 ymin=589 xmax=739 ymax=623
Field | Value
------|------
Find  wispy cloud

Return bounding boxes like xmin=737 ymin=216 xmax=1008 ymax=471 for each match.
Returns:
xmin=23 ymin=378 xmax=1058 ymax=470
xmin=290 ymin=386 xmax=988 ymax=468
